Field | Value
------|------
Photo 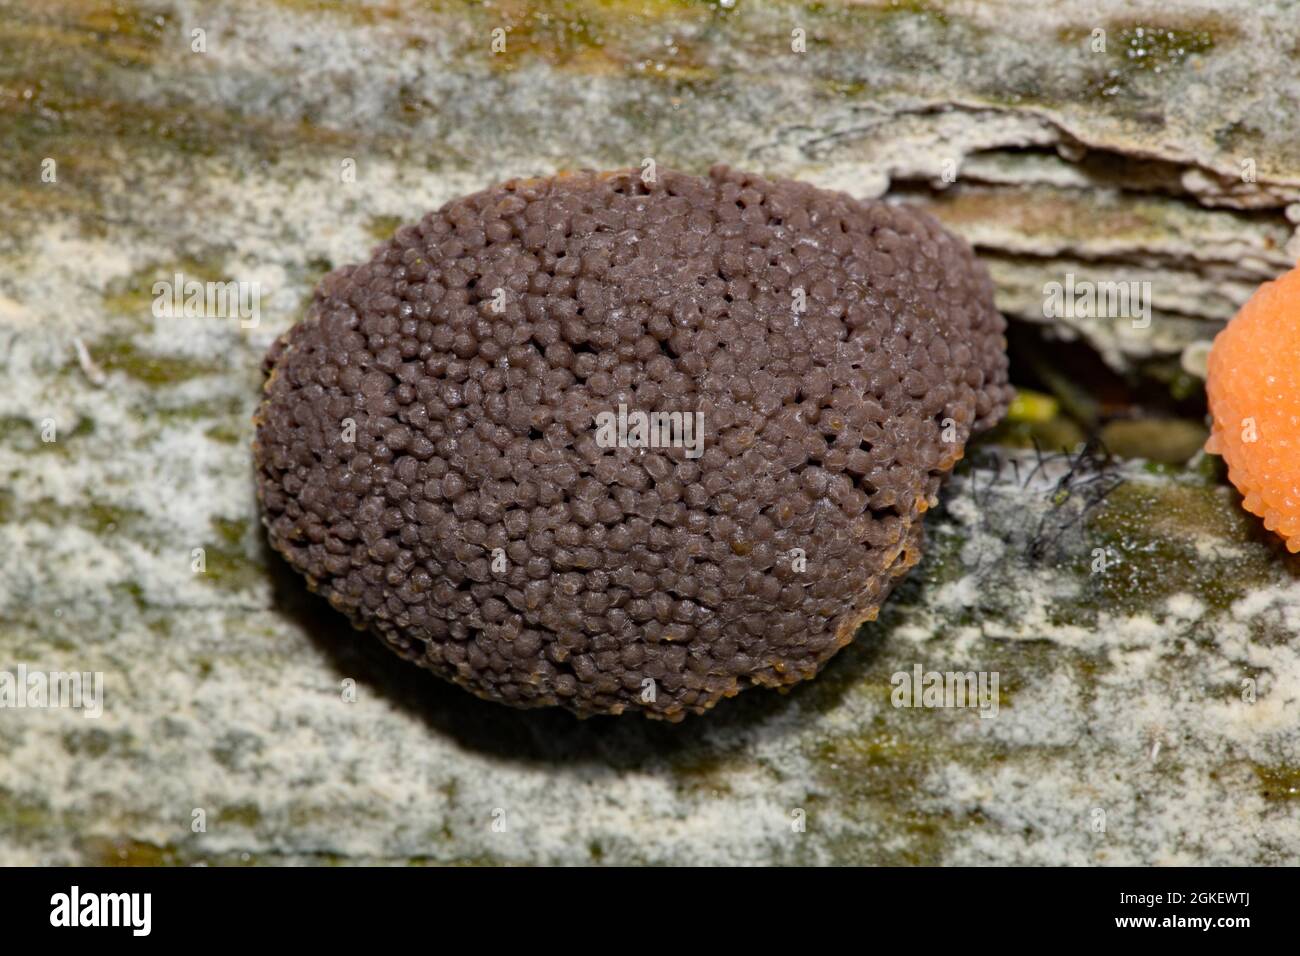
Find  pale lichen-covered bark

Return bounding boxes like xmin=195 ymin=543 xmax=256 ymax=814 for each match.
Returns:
xmin=1 ymin=0 xmax=1298 ymax=864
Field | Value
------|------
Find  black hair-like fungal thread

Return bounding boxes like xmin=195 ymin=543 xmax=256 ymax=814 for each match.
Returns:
xmin=254 ymin=166 xmax=1012 ymax=719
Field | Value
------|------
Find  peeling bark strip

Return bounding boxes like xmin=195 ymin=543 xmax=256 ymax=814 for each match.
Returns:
xmin=2 ymin=1 xmax=1298 ymax=370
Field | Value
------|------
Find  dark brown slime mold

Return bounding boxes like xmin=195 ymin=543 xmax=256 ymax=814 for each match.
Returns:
xmin=254 ymin=166 xmax=1011 ymax=720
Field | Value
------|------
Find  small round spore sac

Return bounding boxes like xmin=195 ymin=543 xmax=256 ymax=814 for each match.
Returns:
xmin=254 ymin=166 xmax=1012 ymax=719
xmin=1205 ymin=265 xmax=1300 ymax=551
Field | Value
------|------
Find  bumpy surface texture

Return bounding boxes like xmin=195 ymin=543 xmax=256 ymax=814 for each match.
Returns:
xmin=1206 ymin=266 xmax=1300 ymax=552
xmin=254 ymin=166 xmax=1011 ymax=718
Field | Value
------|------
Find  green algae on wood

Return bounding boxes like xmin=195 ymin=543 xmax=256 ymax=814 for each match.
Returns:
xmin=83 ymin=334 xmax=223 ymax=386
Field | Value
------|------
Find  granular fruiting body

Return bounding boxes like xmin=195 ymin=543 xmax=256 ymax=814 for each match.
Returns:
xmin=254 ymin=166 xmax=1011 ymax=719
xmin=1205 ymin=265 xmax=1300 ymax=552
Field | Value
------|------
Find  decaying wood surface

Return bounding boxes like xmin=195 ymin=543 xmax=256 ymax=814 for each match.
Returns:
xmin=1 ymin=0 xmax=1298 ymax=864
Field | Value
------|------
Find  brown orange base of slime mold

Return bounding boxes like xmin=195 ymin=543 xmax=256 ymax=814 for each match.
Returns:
xmin=1205 ymin=265 xmax=1300 ymax=552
